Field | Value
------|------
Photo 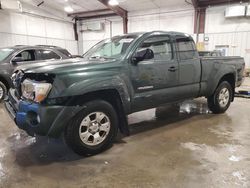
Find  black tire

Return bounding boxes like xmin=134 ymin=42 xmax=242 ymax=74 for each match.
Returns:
xmin=155 ymin=104 xmax=180 ymax=120
xmin=0 ymin=81 xmax=7 ymax=102
xmin=64 ymin=100 xmax=118 ymax=156
xmin=207 ymin=81 xmax=233 ymax=114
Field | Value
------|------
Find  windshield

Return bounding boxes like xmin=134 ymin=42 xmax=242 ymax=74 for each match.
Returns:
xmin=83 ymin=35 xmax=138 ymax=60
xmin=0 ymin=48 xmax=14 ymax=61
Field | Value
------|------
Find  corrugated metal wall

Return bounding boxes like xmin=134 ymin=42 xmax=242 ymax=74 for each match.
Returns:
xmin=205 ymin=6 xmax=250 ymax=68
xmin=0 ymin=11 xmax=78 ymax=55
xmin=79 ymin=7 xmax=195 ymax=54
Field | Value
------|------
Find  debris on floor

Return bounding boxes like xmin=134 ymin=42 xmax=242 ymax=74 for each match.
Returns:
xmin=235 ymin=90 xmax=250 ymax=98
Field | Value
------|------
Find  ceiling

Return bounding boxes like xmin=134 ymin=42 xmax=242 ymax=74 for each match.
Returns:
xmin=118 ymin=0 xmax=190 ymax=11
xmin=21 ymin=0 xmax=106 ymax=12
xmin=20 ymin=0 xmax=247 ymax=15
xmin=21 ymin=0 xmax=191 ymax=13
xmin=195 ymin=0 xmax=250 ymax=7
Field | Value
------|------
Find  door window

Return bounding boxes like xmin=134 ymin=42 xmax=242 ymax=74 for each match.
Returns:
xmin=137 ymin=36 xmax=173 ymax=61
xmin=38 ymin=50 xmax=61 ymax=60
xmin=15 ymin=50 xmax=36 ymax=62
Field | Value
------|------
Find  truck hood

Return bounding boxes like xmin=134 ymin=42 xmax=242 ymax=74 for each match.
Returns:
xmin=16 ymin=58 xmax=117 ymax=75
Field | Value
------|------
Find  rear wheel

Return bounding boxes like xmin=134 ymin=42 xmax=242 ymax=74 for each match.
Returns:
xmin=64 ymin=100 xmax=118 ymax=156
xmin=0 ymin=81 xmax=7 ymax=102
xmin=207 ymin=81 xmax=233 ymax=114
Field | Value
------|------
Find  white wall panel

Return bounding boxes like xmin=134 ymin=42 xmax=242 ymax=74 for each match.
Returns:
xmin=10 ymin=13 xmax=27 ymax=35
xmin=206 ymin=6 xmax=250 ymax=34
xmin=12 ymin=34 xmax=27 ymax=45
xmin=64 ymin=23 xmax=75 ymax=40
xmin=205 ymin=32 xmax=250 ymax=67
xmin=0 ymin=12 xmax=12 ymax=33
xmin=129 ymin=9 xmax=194 ymax=34
xmin=26 ymin=16 xmax=46 ymax=37
xmin=0 ymin=10 xmax=78 ymax=54
xmin=205 ymin=5 xmax=250 ymax=68
xmin=45 ymin=19 xmax=65 ymax=39
xmin=79 ymin=18 xmax=124 ymax=53
xmin=27 ymin=36 xmax=47 ymax=46
xmin=79 ymin=8 xmax=195 ymax=54
xmin=129 ymin=15 xmax=161 ymax=32
xmin=0 ymin=33 xmax=13 ymax=47
xmin=46 ymin=38 xmax=66 ymax=48
xmin=65 ymin=41 xmax=78 ymax=55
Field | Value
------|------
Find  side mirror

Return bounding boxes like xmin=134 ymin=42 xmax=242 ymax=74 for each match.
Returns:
xmin=11 ymin=57 xmax=24 ymax=64
xmin=132 ymin=48 xmax=154 ymax=64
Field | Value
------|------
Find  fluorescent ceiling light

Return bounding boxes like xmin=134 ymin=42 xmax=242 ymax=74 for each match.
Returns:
xmin=64 ymin=6 xmax=73 ymax=12
xmin=108 ymin=0 xmax=119 ymax=6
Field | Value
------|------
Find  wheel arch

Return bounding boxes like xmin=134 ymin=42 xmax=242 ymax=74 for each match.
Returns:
xmin=217 ymin=73 xmax=235 ymax=101
xmin=48 ymin=88 xmax=130 ymax=138
xmin=69 ymin=89 xmax=130 ymax=136
xmin=0 ymin=75 xmax=11 ymax=90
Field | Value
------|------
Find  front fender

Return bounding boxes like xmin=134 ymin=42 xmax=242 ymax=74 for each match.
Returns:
xmin=49 ymin=75 xmax=131 ymax=113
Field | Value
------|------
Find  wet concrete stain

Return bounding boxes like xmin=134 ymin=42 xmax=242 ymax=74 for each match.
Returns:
xmin=0 ymin=96 xmax=250 ymax=187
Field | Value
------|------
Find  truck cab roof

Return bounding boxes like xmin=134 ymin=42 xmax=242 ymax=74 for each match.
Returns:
xmin=117 ymin=31 xmax=192 ymax=38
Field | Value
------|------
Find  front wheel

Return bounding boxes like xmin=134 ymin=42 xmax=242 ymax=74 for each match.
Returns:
xmin=207 ymin=81 xmax=233 ymax=114
xmin=64 ymin=100 xmax=118 ymax=156
xmin=0 ymin=81 xmax=7 ymax=102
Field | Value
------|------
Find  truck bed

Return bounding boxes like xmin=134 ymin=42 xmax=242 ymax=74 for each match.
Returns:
xmin=201 ymin=56 xmax=245 ymax=87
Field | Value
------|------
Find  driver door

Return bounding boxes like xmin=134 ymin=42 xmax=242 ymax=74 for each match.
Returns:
xmin=129 ymin=35 xmax=179 ymax=112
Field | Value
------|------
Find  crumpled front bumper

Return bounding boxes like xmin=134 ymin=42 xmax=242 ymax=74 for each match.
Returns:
xmin=5 ymin=89 xmax=84 ymax=137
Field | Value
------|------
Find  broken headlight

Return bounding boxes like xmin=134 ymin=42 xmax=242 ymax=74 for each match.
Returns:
xmin=21 ymin=79 xmax=52 ymax=103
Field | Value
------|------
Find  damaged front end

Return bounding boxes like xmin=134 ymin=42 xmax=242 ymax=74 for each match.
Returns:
xmin=5 ymin=70 xmax=83 ymax=137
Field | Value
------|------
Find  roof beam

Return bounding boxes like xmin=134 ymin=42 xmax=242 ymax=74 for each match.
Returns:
xmin=68 ymin=9 xmax=112 ymax=17
xmin=98 ymin=0 xmax=127 ymax=18
xmin=191 ymin=0 xmax=198 ymax=8
xmin=77 ymin=13 xmax=117 ymax=20
xmin=98 ymin=0 xmax=128 ymax=34
xmin=198 ymin=0 xmax=250 ymax=7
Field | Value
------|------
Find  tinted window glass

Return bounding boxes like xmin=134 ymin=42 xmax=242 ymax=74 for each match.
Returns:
xmin=58 ymin=49 xmax=72 ymax=57
xmin=15 ymin=50 xmax=36 ymax=62
xmin=39 ymin=50 xmax=61 ymax=60
xmin=137 ymin=36 xmax=172 ymax=61
xmin=176 ymin=37 xmax=197 ymax=60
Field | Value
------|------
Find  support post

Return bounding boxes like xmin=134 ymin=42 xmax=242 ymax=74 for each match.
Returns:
xmin=98 ymin=0 xmax=128 ymax=34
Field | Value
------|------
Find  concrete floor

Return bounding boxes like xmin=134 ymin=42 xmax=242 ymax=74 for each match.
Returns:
xmin=0 ymin=80 xmax=250 ymax=188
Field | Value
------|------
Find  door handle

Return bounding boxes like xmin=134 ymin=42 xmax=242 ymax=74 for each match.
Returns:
xmin=168 ymin=66 xmax=177 ymax=72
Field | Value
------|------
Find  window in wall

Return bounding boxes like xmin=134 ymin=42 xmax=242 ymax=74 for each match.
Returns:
xmin=137 ymin=36 xmax=173 ymax=61
xmin=176 ymin=37 xmax=197 ymax=60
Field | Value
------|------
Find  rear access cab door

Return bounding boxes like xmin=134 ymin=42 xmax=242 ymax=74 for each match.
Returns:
xmin=174 ymin=35 xmax=201 ymax=99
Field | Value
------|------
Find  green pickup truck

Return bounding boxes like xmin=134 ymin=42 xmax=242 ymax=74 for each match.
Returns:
xmin=5 ymin=31 xmax=245 ymax=155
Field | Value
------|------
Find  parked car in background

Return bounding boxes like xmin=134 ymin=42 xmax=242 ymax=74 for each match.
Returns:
xmin=0 ymin=45 xmax=73 ymax=101
xmin=5 ymin=31 xmax=245 ymax=156
xmin=199 ymin=50 xmax=223 ymax=57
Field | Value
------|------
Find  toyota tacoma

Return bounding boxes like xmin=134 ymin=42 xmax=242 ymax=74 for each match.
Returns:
xmin=5 ymin=31 xmax=245 ymax=155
